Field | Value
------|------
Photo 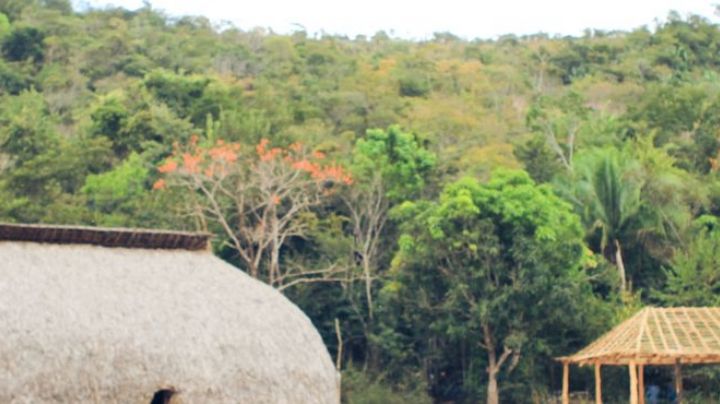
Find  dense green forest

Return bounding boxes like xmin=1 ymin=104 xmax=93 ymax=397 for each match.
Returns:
xmin=5 ymin=0 xmax=720 ymax=401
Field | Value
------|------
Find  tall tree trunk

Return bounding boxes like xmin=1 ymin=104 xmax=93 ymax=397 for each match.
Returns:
xmin=270 ymin=242 xmax=280 ymax=287
xmin=483 ymin=325 xmax=503 ymax=404
xmin=249 ymin=262 xmax=259 ymax=279
xmin=487 ymin=368 xmax=500 ymax=404
xmin=363 ymin=256 xmax=373 ymax=320
xmin=614 ymin=239 xmax=627 ymax=292
xmin=269 ymin=213 xmax=280 ymax=287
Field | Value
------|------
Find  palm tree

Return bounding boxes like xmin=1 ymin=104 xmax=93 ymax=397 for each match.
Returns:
xmin=556 ymin=143 xmax=705 ymax=292
xmin=560 ymin=148 xmax=641 ymax=291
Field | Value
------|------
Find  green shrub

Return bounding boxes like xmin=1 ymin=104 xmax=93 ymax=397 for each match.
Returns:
xmin=341 ymin=367 xmax=431 ymax=404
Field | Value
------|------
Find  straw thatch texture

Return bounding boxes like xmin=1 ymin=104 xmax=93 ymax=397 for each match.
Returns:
xmin=0 ymin=240 xmax=339 ymax=403
xmin=560 ymin=307 xmax=720 ymax=366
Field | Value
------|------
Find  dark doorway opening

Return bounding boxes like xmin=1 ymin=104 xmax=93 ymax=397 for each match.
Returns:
xmin=150 ymin=388 xmax=176 ymax=404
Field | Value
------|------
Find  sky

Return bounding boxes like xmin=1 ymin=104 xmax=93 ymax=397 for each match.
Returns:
xmin=74 ymin=0 xmax=718 ymax=40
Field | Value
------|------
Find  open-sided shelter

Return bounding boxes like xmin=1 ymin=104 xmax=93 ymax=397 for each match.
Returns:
xmin=0 ymin=223 xmax=339 ymax=403
xmin=558 ymin=306 xmax=720 ymax=404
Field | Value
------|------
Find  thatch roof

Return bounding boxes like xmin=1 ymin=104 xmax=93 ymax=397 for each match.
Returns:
xmin=560 ymin=307 xmax=720 ymax=366
xmin=0 ymin=224 xmax=339 ymax=403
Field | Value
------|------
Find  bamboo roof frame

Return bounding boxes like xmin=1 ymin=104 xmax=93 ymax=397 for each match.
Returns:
xmin=559 ymin=307 xmax=720 ymax=366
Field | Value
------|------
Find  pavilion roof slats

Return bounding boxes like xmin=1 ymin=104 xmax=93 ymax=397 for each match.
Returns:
xmin=701 ymin=308 xmax=720 ymax=350
xmin=650 ymin=309 xmax=669 ymax=353
xmin=659 ymin=309 xmax=681 ymax=352
xmin=682 ymin=310 xmax=709 ymax=352
xmin=560 ymin=307 xmax=720 ymax=366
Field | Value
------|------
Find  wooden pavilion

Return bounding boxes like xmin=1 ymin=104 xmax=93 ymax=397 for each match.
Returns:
xmin=558 ymin=307 xmax=720 ymax=404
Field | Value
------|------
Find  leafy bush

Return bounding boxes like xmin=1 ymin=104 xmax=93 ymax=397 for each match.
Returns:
xmin=341 ymin=366 xmax=431 ymax=404
xmin=398 ymin=73 xmax=430 ymax=97
xmin=2 ymin=26 xmax=44 ymax=63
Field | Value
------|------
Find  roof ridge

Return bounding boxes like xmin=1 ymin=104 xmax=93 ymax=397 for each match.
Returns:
xmin=0 ymin=223 xmax=212 ymax=251
xmin=634 ymin=307 xmax=650 ymax=353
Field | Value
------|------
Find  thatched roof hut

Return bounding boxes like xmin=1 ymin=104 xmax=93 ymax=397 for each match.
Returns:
xmin=0 ymin=223 xmax=339 ymax=403
xmin=558 ymin=307 xmax=720 ymax=404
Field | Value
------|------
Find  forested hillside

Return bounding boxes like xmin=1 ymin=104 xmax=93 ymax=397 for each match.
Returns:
xmin=4 ymin=1 xmax=720 ymax=401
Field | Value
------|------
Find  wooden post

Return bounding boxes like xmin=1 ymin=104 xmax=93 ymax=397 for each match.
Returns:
xmin=629 ymin=362 xmax=638 ymax=404
xmin=674 ymin=361 xmax=683 ymax=403
xmin=594 ymin=362 xmax=602 ymax=404
xmin=638 ymin=364 xmax=645 ymax=404
xmin=562 ymin=362 xmax=569 ymax=404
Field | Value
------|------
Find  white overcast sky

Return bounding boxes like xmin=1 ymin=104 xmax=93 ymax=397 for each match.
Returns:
xmin=73 ymin=0 xmax=718 ymax=40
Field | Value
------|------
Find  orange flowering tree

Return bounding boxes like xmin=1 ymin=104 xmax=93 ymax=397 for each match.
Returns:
xmin=155 ymin=135 xmax=352 ymax=288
